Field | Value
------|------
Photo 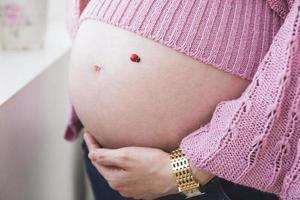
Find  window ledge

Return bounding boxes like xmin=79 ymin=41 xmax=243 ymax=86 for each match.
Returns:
xmin=0 ymin=21 xmax=71 ymax=106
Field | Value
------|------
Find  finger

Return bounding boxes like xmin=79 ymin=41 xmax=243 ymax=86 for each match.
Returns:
xmin=92 ymin=161 xmax=126 ymax=181
xmin=92 ymin=161 xmax=107 ymax=176
xmin=89 ymin=148 xmax=129 ymax=169
xmin=84 ymin=132 xmax=101 ymax=151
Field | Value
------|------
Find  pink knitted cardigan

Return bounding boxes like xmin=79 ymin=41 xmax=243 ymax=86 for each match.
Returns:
xmin=65 ymin=0 xmax=300 ymax=199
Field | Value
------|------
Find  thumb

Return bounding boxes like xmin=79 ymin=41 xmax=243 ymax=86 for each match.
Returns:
xmin=84 ymin=132 xmax=102 ymax=152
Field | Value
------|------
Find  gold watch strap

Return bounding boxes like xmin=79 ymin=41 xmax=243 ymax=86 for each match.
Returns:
xmin=170 ymin=149 xmax=204 ymax=197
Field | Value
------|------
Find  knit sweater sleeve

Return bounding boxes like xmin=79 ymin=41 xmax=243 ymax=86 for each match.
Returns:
xmin=64 ymin=0 xmax=90 ymax=141
xmin=66 ymin=0 xmax=90 ymax=39
xmin=179 ymin=1 xmax=300 ymax=199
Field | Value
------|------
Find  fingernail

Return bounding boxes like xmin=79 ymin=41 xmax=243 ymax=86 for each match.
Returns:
xmin=88 ymin=151 xmax=96 ymax=160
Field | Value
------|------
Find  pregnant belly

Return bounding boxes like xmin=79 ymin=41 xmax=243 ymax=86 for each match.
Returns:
xmin=69 ymin=20 xmax=250 ymax=152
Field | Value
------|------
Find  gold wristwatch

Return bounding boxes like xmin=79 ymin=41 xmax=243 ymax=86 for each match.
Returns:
xmin=169 ymin=149 xmax=205 ymax=199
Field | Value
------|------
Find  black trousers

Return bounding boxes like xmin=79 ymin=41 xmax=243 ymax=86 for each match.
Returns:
xmin=82 ymin=142 xmax=278 ymax=200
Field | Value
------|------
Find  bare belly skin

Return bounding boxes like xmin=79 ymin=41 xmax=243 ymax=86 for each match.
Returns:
xmin=68 ymin=20 xmax=250 ymax=152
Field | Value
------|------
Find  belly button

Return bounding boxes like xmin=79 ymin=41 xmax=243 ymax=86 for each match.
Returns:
xmin=93 ymin=64 xmax=102 ymax=72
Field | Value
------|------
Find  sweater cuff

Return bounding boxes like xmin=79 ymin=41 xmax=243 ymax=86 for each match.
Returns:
xmin=64 ymin=106 xmax=83 ymax=141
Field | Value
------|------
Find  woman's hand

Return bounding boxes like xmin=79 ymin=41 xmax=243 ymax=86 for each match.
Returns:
xmin=84 ymin=133 xmax=178 ymax=200
xmin=84 ymin=132 xmax=215 ymax=200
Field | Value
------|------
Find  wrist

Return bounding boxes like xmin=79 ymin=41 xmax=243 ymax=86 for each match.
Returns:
xmin=169 ymin=148 xmax=204 ymax=198
xmin=189 ymin=162 xmax=215 ymax=186
xmin=167 ymin=148 xmax=216 ymax=198
xmin=161 ymin=152 xmax=179 ymax=196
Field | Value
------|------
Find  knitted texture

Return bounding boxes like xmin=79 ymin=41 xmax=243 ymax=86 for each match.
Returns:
xmin=65 ymin=0 xmax=300 ymax=199
xmin=179 ymin=1 xmax=300 ymax=199
xmin=71 ymin=0 xmax=283 ymax=81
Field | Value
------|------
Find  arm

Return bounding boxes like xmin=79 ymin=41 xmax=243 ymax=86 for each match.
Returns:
xmin=180 ymin=1 xmax=300 ymax=199
xmin=64 ymin=0 xmax=90 ymax=141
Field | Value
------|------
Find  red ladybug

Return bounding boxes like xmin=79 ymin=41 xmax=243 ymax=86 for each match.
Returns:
xmin=130 ymin=54 xmax=141 ymax=63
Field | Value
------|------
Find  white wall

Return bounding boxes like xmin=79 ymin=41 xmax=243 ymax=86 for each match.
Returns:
xmin=0 ymin=52 xmax=85 ymax=200
xmin=48 ymin=0 xmax=66 ymax=23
